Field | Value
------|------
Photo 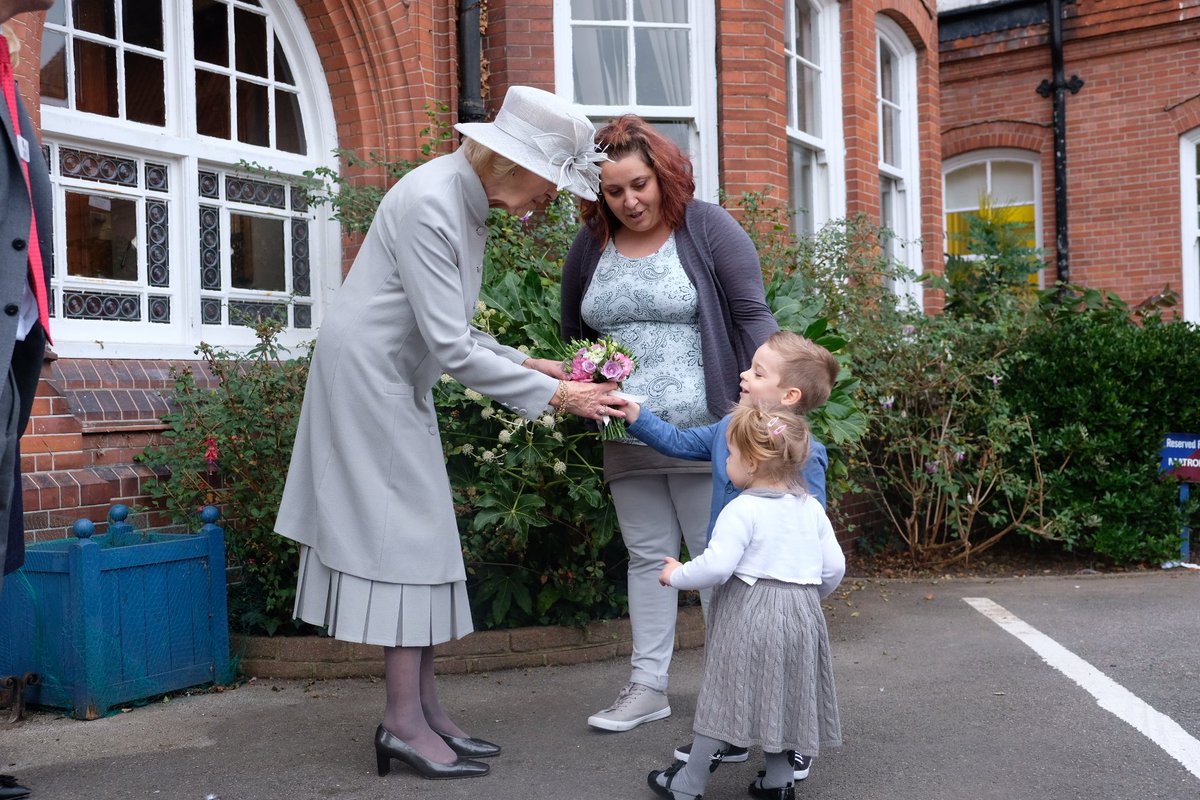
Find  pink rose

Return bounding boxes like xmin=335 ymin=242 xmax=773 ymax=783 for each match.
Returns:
xmin=610 ymin=352 xmax=633 ymax=380
xmin=600 ymin=359 xmax=625 ymax=380
xmin=569 ymin=355 xmax=593 ymax=381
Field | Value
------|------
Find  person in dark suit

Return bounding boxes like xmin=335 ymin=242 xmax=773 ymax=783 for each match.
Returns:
xmin=1 ymin=4 xmax=54 ymax=799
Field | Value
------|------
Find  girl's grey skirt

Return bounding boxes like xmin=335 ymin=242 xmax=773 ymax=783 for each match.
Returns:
xmin=293 ymin=545 xmax=474 ymax=647
xmin=692 ymin=578 xmax=842 ymax=755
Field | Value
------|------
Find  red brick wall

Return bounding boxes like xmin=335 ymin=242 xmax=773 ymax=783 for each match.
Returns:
xmin=483 ymin=0 xmax=556 ymax=108
xmin=715 ymin=1 xmax=789 ymax=201
xmin=296 ymin=0 xmax=459 ymax=274
xmin=941 ymin=0 xmax=1200 ymax=306
xmin=842 ymin=1 xmax=943 ymax=294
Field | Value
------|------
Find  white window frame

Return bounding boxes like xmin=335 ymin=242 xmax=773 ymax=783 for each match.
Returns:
xmin=1182 ymin=132 xmax=1200 ymax=323
xmin=943 ymin=148 xmax=1043 ymax=283
xmin=876 ymin=15 xmax=922 ymax=307
xmin=553 ymin=0 xmax=718 ymax=201
xmin=785 ymin=0 xmax=844 ymax=235
xmin=39 ymin=0 xmax=340 ymax=359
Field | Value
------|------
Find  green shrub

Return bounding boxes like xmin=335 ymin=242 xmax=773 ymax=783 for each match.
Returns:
xmin=935 ymin=197 xmax=1044 ymax=321
xmin=848 ymin=309 xmax=1049 ymax=565
xmin=138 ymin=321 xmax=313 ymax=635
xmin=438 ymin=194 xmax=630 ymax=629
xmin=772 ymin=208 xmax=1052 ymax=566
xmin=1005 ymin=296 xmax=1200 ymax=563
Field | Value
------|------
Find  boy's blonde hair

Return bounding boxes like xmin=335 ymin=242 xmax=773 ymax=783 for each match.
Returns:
xmin=766 ymin=330 xmax=839 ymax=414
xmin=726 ymin=405 xmax=810 ymax=487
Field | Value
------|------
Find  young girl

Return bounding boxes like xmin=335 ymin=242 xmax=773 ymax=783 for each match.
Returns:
xmin=647 ymin=405 xmax=845 ymax=800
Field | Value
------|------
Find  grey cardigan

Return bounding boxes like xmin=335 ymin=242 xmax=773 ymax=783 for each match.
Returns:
xmin=561 ymin=200 xmax=779 ymax=417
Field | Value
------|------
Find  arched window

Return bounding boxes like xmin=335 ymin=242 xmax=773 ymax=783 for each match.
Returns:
xmin=1180 ymin=132 xmax=1200 ymax=323
xmin=554 ymin=0 xmax=717 ymax=199
xmin=876 ymin=15 xmax=921 ymax=306
xmin=785 ymin=0 xmax=843 ymax=235
xmin=38 ymin=0 xmax=337 ymax=358
xmin=943 ymin=149 xmax=1042 ymax=281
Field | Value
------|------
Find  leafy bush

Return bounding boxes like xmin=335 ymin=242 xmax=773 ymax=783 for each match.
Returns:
xmin=1005 ymin=293 xmax=1200 ymax=563
xmin=438 ymin=194 xmax=630 ymax=629
xmin=849 ymin=309 xmax=1049 ymax=565
xmin=770 ymin=208 xmax=1052 ymax=566
xmin=138 ymin=322 xmax=313 ymax=635
xmin=936 ymin=197 xmax=1043 ymax=321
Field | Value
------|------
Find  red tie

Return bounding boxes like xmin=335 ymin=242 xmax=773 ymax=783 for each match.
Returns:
xmin=0 ymin=45 xmax=52 ymax=344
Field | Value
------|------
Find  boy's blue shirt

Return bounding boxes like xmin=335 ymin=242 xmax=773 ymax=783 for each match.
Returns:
xmin=627 ymin=407 xmax=829 ymax=541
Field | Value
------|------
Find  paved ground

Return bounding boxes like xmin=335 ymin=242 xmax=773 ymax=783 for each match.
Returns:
xmin=2 ymin=569 xmax=1198 ymax=800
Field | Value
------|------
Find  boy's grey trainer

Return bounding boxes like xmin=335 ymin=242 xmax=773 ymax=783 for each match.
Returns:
xmin=587 ymin=682 xmax=671 ymax=731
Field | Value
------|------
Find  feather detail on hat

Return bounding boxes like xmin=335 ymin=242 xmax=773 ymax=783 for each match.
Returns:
xmin=534 ymin=115 xmax=607 ymax=195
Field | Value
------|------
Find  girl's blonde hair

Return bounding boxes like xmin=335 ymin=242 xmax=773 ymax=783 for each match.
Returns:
xmin=726 ymin=404 xmax=810 ymax=487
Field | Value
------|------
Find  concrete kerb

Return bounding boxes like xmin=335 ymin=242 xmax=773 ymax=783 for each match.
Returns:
xmin=232 ymin=604 xmax=706 ymax=679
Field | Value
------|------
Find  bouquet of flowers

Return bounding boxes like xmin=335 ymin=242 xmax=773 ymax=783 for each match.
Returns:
xmin=561 ymin=338 xmax=636 ymax=441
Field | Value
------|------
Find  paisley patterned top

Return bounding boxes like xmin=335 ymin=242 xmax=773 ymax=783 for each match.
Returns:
xmin=580 ymin=234 xmax=717 ymax=440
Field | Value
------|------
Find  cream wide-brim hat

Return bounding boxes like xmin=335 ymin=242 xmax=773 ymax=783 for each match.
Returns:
xmin=455 ymin=86 xmax=605 ymax=201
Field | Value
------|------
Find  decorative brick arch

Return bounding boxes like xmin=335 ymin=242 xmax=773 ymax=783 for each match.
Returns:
xmin=297 ymin=0 xmax=457 ymax=161
xmin=942 ymin=119 xmax=1051 ymax=161
xmin=877 ymin=0 xmax=937 ymax=49
xmin=1165 ymin=93 xmax=1200 ymax=136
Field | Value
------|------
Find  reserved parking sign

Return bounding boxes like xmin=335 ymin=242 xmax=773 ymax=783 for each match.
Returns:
xmin=1160 ymin=433 xmax=1200 ymax=482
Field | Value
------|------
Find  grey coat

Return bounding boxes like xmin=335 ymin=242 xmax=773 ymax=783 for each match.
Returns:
xmin=275 ymin=150 xmax=558 ymax=585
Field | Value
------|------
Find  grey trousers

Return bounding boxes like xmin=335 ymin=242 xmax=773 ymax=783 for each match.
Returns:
xmin=609 ymin=472 xmax=712 ymax=693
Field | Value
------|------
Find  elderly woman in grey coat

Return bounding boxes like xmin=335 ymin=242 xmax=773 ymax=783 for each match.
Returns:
xmin=275 ymin=86 xmax=620 ymax=781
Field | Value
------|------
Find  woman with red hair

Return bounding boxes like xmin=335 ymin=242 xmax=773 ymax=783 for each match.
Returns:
xmin=561 ymin=115 xmax=778 ymax=733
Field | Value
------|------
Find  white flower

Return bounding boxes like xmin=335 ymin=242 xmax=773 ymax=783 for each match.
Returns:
xmin=475 ymin=301 xmax=487 ymax=313
xmin=481 ymin=450 xmax=496 ymax=462
xmin=498 ymin=429 xmax=512 ymax=444
xmin=552 ymin=431 xmax=564 ymax=442
xmin=481 ymin=407 xmax=495 ymax=419
xmin=464 ymin=389 xmax=483 ymax=402
xmin=461 ymin=443 xmax=475 ymax=455
xmin=439 ymin=373 xmax=453 ymax=383
xmin=538 ymin=413 xmax=555 ymax=428
xmin=552 ymin=460 xmax=567 ymax=474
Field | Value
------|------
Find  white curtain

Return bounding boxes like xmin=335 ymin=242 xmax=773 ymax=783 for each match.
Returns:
xmin=635 ymin=2 xmax=689 ymax=106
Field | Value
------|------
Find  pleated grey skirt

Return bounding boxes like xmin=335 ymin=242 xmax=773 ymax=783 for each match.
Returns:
xmin=293 ymin=545 xmax=474 ymax=647
xmin=692 ymin=578 xmax=842 ymax=755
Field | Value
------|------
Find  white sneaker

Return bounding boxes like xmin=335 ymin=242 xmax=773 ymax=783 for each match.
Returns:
xmin=587 ymin=682 xmax=671 ymax=731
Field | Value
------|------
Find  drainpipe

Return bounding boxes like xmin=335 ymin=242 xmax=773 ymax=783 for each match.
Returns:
xmin=458 ymin=0 xmax=486 ymax=124
xmin=1035 ymin=0 xmax=1083 ymax=285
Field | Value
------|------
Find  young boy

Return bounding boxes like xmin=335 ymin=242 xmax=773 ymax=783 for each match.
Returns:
xmin=622 ymin=330 xmax=840 ymax=784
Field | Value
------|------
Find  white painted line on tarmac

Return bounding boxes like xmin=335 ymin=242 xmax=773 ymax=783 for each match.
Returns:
xmin=963 ymin=596 xmax=1200 ymax=780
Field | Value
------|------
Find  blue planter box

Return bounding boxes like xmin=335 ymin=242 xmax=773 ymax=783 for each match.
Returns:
xmin=0 ymin=505 xmax=233 ymax=720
